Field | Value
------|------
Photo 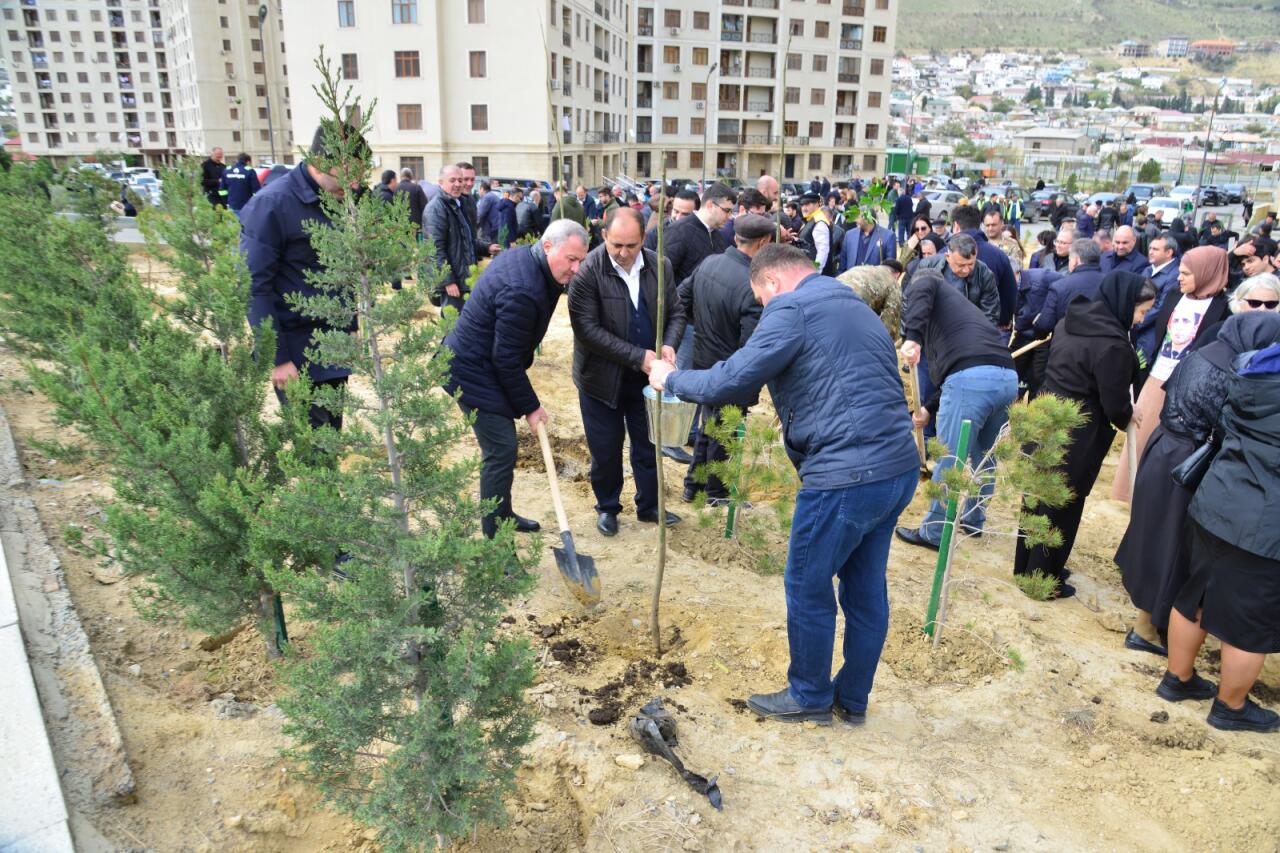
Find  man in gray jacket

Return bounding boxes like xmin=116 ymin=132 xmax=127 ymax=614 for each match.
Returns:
xmin=909 ymin=233 xmax=1001 ymax=326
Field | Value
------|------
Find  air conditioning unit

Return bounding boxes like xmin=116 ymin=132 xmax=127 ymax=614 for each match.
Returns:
xmin=695 ymin=101 xmax=704 ymax=111
xmin=673 ymin=64 xmax=681 ymax=72
xmin=669 ymin=27 xmax=679 ymax=35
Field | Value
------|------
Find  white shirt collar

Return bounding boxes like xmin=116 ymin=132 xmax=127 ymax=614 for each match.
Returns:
xmin=610 ymin=251 xmax=645 ymax=308
xmin=1151 ymin=259 xmax=1173 ymax=274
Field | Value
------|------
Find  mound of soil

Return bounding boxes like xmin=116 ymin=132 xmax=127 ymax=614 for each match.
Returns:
xmin=881 ymin=608 xmax=1013 ymax=684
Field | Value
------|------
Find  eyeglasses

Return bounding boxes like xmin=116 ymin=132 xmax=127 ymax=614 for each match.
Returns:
xmin=914 ymin=225 xmax=930 ymax=232
xmin=718 ymin=204 xmax=734 ymax=214
xmin=1245 ymin=299 xmax=1280 ymax=309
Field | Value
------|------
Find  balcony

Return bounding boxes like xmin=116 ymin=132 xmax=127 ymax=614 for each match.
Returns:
xmin=749 ymin=0 xmax=779 ymax=7
xmin=562 ymin=31 xmax=571 ymax=47
xmin=835 ymin=136 xmax=854 ymax=147
xmin=719 ymin=98 xmax=740 ymax=110
xmin=27 ymin=33 xmax=44 ymax=48
xmin=721 ymin=65 xmax=744 ymax=77
xmin=638 ymin=61 xmax=653 ymax=73
xmin=747 ymin=67 xmax=775 ymax=78
xmin=563 ymin=82 xmax=572 ymax=95
xmin=594 ymin=89 xmax=604 ymax=103
xmin=746 ymin=100 xmax=773 ymax=111
xmin=637 ymin=96 xmax=652 ymax=108
xmin=723 ymin=0 xmax=744 ymax=5
xmin=124 ymin=119 xmax=139 ymax=129
xmin=838 ymin=72 xmax=860 ymax=83
xmin=721 ymin=30 xmax=744 ymax=42
xmin=636 ymin=131 xmax=652 ymax=143
xmin=109 ymin=12 xmax=125 ymax=27
xmin=594 ymin=46 xmax=609 ymax=62
xmin=748 ymin=32 xmax=777 ymax=44
xmin=843 ymin=3 xmax=865 ymax=14
xmin=718 ymin=133 xmax=743 ymax=144
xmin=638 ymin=24 xmax=653 ymax=36
xmin=836 ymin=105 xmax=857 ymax=116
xmin=583 ymin=131 xmax=620 ymax=144
xmin=840 ymin=39 xmax=862 ymax=50
xmin=563 ymin=130 xmax=572 ymax=144
xmin=32 ymin=56 xmax=48 ymax=69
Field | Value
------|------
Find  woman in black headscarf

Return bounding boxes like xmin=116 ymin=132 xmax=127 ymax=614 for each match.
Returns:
xmin=1013 ymin=271 xmax=1159 ymax=598
xmin=1117 ymin=312 xmax=1280 ymax=654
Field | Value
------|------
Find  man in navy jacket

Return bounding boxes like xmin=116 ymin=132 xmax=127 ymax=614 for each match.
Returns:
xmin=649 ymin=244 xmax=919 ymax=727
xmin=243 ymin=124 xmax=363 ymax=430
xmin=221 ymin=152 xmax=261 ymax=215
xmin=1099 ymin=226 xmax=1149 ymax=274
xmin=442 ymin=219 xmax=590 ymax=538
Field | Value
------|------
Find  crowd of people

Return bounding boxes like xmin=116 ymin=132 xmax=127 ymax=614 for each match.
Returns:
xmin=236 ymin=128 xmax=1279 ymax=735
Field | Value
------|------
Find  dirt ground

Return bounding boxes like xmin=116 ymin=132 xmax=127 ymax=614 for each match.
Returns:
xmin=2 ymin=257 xmax=1279 ymax=853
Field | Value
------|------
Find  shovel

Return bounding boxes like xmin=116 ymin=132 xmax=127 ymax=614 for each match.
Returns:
xmin=906 ymin=362 xmax=929 ymax=474
xmin=536 ymin=422 xmax=601 ymax=606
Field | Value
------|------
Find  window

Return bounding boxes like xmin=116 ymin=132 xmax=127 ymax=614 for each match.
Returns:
xmin=693 ymin=11 xmax=709 ymax=29
xmin=691 ymin=117 xmax=705 ymax=135
xmin=470 ymin=104 xmax=488 ymax=131
xmin=472 ymin=156 xmax=490 ymax=175
xmin=809 ymin=121 xmax=823 ymax=138
xmin=663 ymin=150 xmax=678 ymax=169
xmin=467 ymin=0 xmax=485 ymax=23
xmin=867 ymin=91 xmax=881 ymax=108
xmin=786 ymin=53 xmax=801 ymax=70
xmin=876 ymin=0 xmax=889 ymax=8
xmin=862 ymin=154 xmax=877 ymax=171
xmin=690 ymin=151 xmax=704 ymax=169
xmin=869 ymin=58 xmax=884 ymax=75
xmin=219 ymin=15 xmax=229 ymax=27
xmin=341 ymin=53 xmax=358 ymax=79
xmin=815 ymin=21 xmax=829 ymax=38
xmin=401 ymin=156 xmax=424 ymax=179
xmin=391 ymin=0 xmax=418 ymax=24
xmin=229 ymin=107 xmax=239 ymax=119
xmin=872 ymin=25 xmax=886 ymax=42
xmin=789 ymin=19 xmax=804 ymax=36
xmin=469 ymin=51 xmax=486 ymax=77
xmin=397 ymin=103 xmax=423 ymax=130
xmin=809 ymin=153 xmax=822 ymax=170
xmin=812 ymin=55 xmax=827 ymax=71
xmin=663 ymin=9 xmax=680 ymax=27
xmin=663 ymin=45 xmax=679 ymax=64
xmin=864 ymin=123 xmax=878 ymax=140
xmin=692 ymin=47 xmax=708 ymax=65
xmin=662 ymin=81 xmax=678 ymax=99
xmin=785 ymin=87 xmax=799 ymax=104
xmin=810 ymin=88 xmax=825 ymax=105
xmin=77 ymin=72 xmax=89 ymax=83
xmin=394 ymin=50 xmax=420 ymax=77
xmin=691 ymin=82 xmax=706 ymax=100
xmin=662 ymin=116 xmax=678 ymax=134
xmin=337 ymin=1 xmax=355 ymax=27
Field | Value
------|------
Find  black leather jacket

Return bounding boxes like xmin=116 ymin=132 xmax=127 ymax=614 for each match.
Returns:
xmin=1160 ymin=345 xmax=1231 ymax=444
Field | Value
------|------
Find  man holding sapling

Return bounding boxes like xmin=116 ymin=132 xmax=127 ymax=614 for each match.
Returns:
xmin=442 ymin=219 xmax=590 ymax=539
xmin=677 ymin=213 xmax=772 ymax=505
xmin=243 ymin=123 xmax=366 ymax=430
xmin=569 ymin=207 xmax=686 ymax=537
xmin=649 ymin=244 xmax=919 ymax=726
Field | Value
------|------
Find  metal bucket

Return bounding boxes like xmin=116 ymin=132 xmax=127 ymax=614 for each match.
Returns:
xmin=643 ymin=386 xmax=698 ymax=447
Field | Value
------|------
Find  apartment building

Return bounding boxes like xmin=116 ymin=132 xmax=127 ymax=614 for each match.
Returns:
xmin=1 ymin=0 xmax=289 ymax=165
xmin=633 ymin=0 xmax=895 ymax=182
xmin=282 ymin=0 xmax=631 ymax=185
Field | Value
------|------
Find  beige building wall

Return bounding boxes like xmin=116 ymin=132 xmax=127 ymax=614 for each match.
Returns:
xmin=282 ymin=0 xmax=631 ymax=185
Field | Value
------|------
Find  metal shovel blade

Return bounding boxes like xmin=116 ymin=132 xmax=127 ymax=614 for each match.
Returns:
xmin=553 ymin=530 xmax=601 ymax=606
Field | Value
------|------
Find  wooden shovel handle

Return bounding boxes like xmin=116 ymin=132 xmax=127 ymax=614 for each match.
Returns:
xmin=1010 ymin=334 xmax=1051 ymax=359
xmin=908 ymin=363 xmax=926 ymax=465
xmin=536 ymin=422 xmax=571 ymax=535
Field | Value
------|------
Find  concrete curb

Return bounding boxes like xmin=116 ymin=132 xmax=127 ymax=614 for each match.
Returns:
xmin=0 ymin=402 xmax=135 ymax=852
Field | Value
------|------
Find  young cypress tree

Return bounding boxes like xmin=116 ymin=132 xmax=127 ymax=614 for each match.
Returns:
xmin=259 ymin=56 xmax=538 ymax=848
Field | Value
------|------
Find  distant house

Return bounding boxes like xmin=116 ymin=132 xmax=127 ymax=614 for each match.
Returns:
xmin=1014 ymin=128 xmax=1091 ymax=156
xmin=1158 ymin=36 xmax=1190 ymax=58
xmin=1118 ymin=40 xmax=1151 ymax=58
xmin=1189 ymin=40 xmax=1235 ymax=59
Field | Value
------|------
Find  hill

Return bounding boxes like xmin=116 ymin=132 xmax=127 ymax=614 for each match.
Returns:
xmin=896 ymin=0 xmax=1280 ymax=52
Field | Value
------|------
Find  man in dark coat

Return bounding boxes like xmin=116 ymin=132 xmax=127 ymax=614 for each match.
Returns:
xmin=243 ymin=124 xmax=365 ymax=430
xmin=442 ymin=219 xmax=590 ymax=538
xmin=1049 ymin=196 xmax=1072 ymax=232
xmin=893 ymin=187 xmax=916 ymax=242
xmin=677 ymin=213 xmax=771 ymax=504
xmin=909 ymin=234 xmax=1001 ymax=326
xmin=913 ymin=189 xmax=932 ymax=226
xmin=839 ymin=212 xmax=897 ymax=273
xmin=1133 ymin=232 xmax=1182 ymax=371
xmin=1100 ymin=225 xmax=1149 ymax=274
xmin=1034 ymin=238 xmax=1107 ymax=335
xmin=569 ymin=208 xmax=686 ymax=536
xmin=475 ymin=182 xmax=500 ymax=244
xmin=374 ymin=169 xmax=397 ymax=204
xmin=496 ymin=188 xmax=518 ymax=248
xmin=1075 ymin=203 xmax=1098 ymax=239
xmin=648 ymin=244 xmax=919 ymax=725
xmin=423 ymin=164 xmax=492 ymax=312
xmin=395 ymin=167 xmax=428 ymax=235
xmin=201 ymin=147 xmax=227 ymax=207
xmin=951 ymin=204 xmax=1017 ymax=326
xmin=220 ymin=152 xmax=261 ymax=215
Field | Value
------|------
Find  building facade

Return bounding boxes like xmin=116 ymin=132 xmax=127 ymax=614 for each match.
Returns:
xmin=1158 ymin=36 xmax=1189 ymax=58
xmin=281 ymin=0 xmax=894 ymax=186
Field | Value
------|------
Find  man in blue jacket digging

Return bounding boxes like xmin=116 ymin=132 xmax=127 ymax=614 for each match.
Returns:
xmin=648 ymin=244 xmax=920 ymax=726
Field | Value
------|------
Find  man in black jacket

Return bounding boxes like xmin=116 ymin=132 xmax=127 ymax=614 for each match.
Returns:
xmin=895 ymin=269 xmax=1019 ymax=549
xmin=569 ymin=208 xmax=686 ymax=536
xmin=423 ymin=164 xmax=491 ymax=312
xmin=374 ymin=169 xmax=397 ymax=204
xmin=396 ymin=166 xmax=427 ymax=236
xmin=677 ymin=213 xmax=771 ymax=504
xmin=201 ymin=147 xmax=226 ymax=207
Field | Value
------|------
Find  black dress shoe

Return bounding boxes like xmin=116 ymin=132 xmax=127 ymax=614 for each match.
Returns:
xmin=1156 ymin=669 xmax=1217 ymax=703
xmin=662 ymin=445 xmax=694 ymax=464
xmin=745 ymin=688 xmax=832 ymax=725
xmin=511 ymin=514 xmax=541 ymax=533
xmin=596 ymin=512 xmax=618 ymax=537
xmin=832 ymin=701 xmax=866 ymax=727
xmin=894 ymin=526 xmax=940 ymax=551
xmin=638 ymin=509 xmax=682 ymax=527
xmin=682 ymin=486 xmax=701 ymax=503
xmin=1124 ymin=629 xmax=1168 ymax=657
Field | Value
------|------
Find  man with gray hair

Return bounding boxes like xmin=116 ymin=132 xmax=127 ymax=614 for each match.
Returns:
xmin=908 ymin=233 xmax=1001 ymax=326
xmin=424 ymin=163 xmax=491 ymax=312
xmin=1033 ymin=238 xmax=1106 ymax=335
xmin=396 ymin=166 xmax=428 ymax=236
xmin=442 ymin=219 xmax=590 ymax=538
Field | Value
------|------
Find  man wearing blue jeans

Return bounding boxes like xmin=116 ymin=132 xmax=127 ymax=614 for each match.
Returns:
xmin=894 ymin=269 xmax=1019 ymax=549
xmin=649 ymin=244 xmax=920 ymax=725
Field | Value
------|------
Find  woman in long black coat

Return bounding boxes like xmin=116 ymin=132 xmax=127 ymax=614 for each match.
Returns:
xmin=1159 ymin=341 xmax=1280 ymax=733
xmin=1116 ymin=313 xmax=1280 ymax=654
xmin=1013 ymin=272 xmax=1158 ymax=599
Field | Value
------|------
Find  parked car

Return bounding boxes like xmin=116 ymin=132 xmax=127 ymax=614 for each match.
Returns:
xmin=1123 ymin=183 xmax=1166 ymax=203
xmin=1145 ymin=197 xmax=1183 ymax=223
xmin=128 ymin=175 xmax=163 ymax=206
xmin=1220 ymin=183 xmax=1247 ymax=204
xmin=1027 ymin=190 xmax=1078 ymax=223
xmin=1198 ymin=185 xmax=1229 ymax=207
xmin=924 ymin=190 xmax=965 ymax=220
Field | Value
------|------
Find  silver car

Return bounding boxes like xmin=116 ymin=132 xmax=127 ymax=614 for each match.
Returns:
xmin=924 ymin=190 xmax=965 ymax=220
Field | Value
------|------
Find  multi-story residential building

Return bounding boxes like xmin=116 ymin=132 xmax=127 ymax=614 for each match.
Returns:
xmin=282 ymin=0 xmax=632 ymax=185
xmin=633 ymin=0 xmax=894 ymax=182
xmin=1158 ymin=36 xmax=1190 ymax=58
xmin=283 ymin=0 xmax=893 ymax=186
xmin=1 ymin=0 xmax=289 ymax=165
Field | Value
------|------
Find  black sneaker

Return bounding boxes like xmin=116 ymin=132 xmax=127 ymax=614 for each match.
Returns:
xmin=832 ymin=701 xmax=866 ymax=727
xmin=745 ymin=688 xmax=832 ymax=725
xmin=1124 ymin=629 xmax=1168 ymax=657
xmin=1156 ymin=670 xmax=1217 ymax=703
xmin=1206 ymin=697 xmax=1280 ymax=733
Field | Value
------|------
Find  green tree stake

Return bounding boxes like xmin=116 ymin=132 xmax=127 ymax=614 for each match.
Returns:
xmin=924 ymin=418 xmax=972 ymax=639
xmin=723 ymin=420 xmax=747 ymax=539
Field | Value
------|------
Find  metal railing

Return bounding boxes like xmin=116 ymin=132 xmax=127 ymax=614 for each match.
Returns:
xmin=719 ymin=98 xmax=741 ymax=110
xmin=836 ymin=105 xmax=857 ymax=115
xmin=747 ymin=67 xmax=775 ymax=77
xmin=749 ymin=0 xmax=779 ymax=7
xmin=721 ymin=30 xmax=743 ymax=42
xmin=638 ymin=61 xmax=653 ymax=73
xmin=638 ymin=24 xmax=653 ymax=36
xmin=746 ymin=100 xmax=773 ymax=111
xmin=838 ymin=72 xmax=860 ymax=83
xmin=583 ymin=131 xmax=620 ymax=144
xmin=637 ymin=96 xmax=652 ymax=108
xmin=840 ymin=39 xmax=862 ymax=50
xmin=843 ymin=3 xmax=865 ymax=15
xmin=748 ymin=32 xmax=777 ymax=44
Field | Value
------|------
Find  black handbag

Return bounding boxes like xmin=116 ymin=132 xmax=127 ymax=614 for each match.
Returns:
xmin=1171 ymin=438 xmax=1217 ymax=489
